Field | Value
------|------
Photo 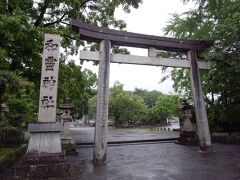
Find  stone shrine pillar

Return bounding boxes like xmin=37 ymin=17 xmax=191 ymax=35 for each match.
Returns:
xmin=27 ymin=34 xmax=63 ymax=158
xmin=13 ymin=34 xmax=71 ymax=179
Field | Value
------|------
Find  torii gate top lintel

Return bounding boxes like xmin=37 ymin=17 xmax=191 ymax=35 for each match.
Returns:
xmin=71 ymin=19 xmax=213 ymax=53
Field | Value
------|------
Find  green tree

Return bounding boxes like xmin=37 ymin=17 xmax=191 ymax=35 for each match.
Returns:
xmin=109 ymin=81 xmax=124 ymax=97
xmin=164 ymin=0 xmax=240 ymax=131
xmin=148 ymin=94 xmax=180 ymax=124
xmin=109 ymin=92 xmax=147 ymax=127
xmin=58 ymin=60 xmax=97 ymax=118
xmin=108 ymin=81 xmax=124 ymax=127
xmin=0 ymin=70 xmax=37 ymax=128
xmin=0 ymin=0 xmax=142 ymax=80
xmin=89 ymin=81 xmax=181 ymax=127
xmin=88 ymin=95 xmax=97 ymax=120
xmin=133 ymin=88 xmax=162 ymax=108
xmin=109 ymin=81 xmax=147 ymax=127
xmin=0 ymin=0 xmax=142 ymax=127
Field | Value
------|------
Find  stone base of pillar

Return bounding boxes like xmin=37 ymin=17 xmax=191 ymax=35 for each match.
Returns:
xmin=27 ymin=123 xmax=63 ymax=154
xmin=14 ymin=123 xmax=71 ymax=179
xmin=177 ymin=131 xmax=199 ymax=145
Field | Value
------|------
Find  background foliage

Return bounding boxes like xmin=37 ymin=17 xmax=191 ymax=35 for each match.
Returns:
xmin=88 ymin=81 xmax=180 ymax=127
xmin=0 ymin=0 xmax=142 ymax=129
xmin=164 ymin=0 xmax=240 ymax=132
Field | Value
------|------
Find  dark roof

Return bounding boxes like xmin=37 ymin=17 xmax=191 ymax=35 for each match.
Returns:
xmin=58 ymin=103 xmax=75 ymax=109
xmin=70 ymin=19 xmax=214 ymax=53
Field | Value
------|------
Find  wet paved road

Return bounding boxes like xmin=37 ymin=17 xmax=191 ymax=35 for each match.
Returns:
xmin=71 ymin=143 xmax=240 ymax=180
xmin=70 ymin=127 xmax=240 ymax=179
xmin=70 ymin=127 xmax=180 ymax=143
xmin=1 ymin=127 xmax=240 ymax=179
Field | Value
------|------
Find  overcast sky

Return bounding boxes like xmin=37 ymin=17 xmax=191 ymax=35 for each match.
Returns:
xmin=81 ymin=0 xmax=195 ymax=94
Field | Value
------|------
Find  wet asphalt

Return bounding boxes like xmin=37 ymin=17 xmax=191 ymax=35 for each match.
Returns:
xmin=71 ymin=143 xmax=240 ymax=180
xmin=70 ymin=127 xmax=180 ymax=143
xmin=1 ymin=127 xmax=240 ymax=180
xmin=70 ymin=127 xmax=240 ymax=180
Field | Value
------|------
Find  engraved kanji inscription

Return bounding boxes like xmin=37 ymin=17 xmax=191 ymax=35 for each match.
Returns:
xmin=45 ymin=56 xmax=57 ymax=71
xmin=41 ymin=96 xmax=55 ymax=109
xmin=43 ymin=76 xmax=56 ymax=89
xmin=45 ymin=39 xmax=59 ymax=51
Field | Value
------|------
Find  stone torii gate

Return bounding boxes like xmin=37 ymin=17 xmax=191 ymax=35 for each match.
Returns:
xmin=70 ymin=20 xmax=214 ymax=163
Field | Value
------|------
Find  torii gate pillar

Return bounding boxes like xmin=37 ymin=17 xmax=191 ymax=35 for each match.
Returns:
xmin=188 ymin=50 xmax=212 ymax=152
xmin=93 ymin=40 xmax=111 ymax=163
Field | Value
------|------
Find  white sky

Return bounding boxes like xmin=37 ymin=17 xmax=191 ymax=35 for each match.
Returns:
xmin=80 ymin=0 xmax=195 ymax=94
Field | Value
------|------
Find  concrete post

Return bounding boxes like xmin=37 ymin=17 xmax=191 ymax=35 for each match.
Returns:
xmin=93 ymin=40 xmax=111 ymax=163
xmin=188 ymin=50 xmax=212 ymax=152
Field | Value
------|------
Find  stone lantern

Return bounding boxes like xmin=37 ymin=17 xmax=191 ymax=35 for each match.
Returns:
xmin=177 ymin=101 xmax=198 ymax=145
xmin=58 ymin=98 xmax=75 ymax=124
xmin=58 ymin=98 xmax=75 ymax=136
xmin=58 ymin=98 xmax=77 ymax=154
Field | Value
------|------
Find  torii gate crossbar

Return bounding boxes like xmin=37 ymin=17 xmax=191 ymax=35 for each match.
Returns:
xmin=71 ymin=20 xmax=214 ymax=163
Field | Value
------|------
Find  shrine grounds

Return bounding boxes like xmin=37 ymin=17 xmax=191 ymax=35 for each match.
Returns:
xmin=1 ymin=127 xmax=240 ymax=180
xmin=71 ymin=127 xmax=240 ymax=180
xmin=71 ymin=143 xmax=240 ymax=180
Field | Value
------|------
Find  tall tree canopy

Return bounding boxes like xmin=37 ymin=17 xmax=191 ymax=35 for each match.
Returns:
xmin=164 ymin=0 xmax=240 ymax=131
xmin=0 ymin=0 xmax=142 ymax=128
xmin=0 ymin=0 xmax=142 ymax=81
